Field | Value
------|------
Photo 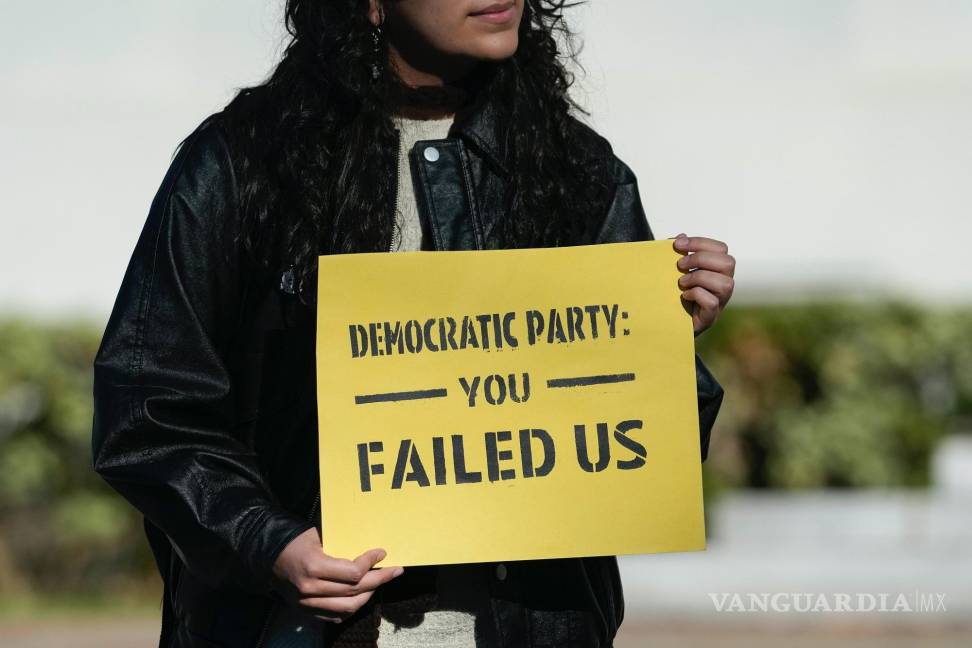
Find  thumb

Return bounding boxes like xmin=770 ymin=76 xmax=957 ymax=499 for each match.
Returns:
xmin=353 ymin=548 xmax=388 ymax=573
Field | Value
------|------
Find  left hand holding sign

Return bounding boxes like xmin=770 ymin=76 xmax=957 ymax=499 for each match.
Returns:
xmin=272 ymin=528 xmax=404 ymax=623
xmin=673 ymin=234 xmax=735 ymax=337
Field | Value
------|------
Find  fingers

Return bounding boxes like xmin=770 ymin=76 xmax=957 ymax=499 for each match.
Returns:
xmin=671 ymin=234 xmax=733 ymax=336
xmin=300 ymin=589 xmax=377 ymax=619
xmin=299 ymin=564 xmax=404 ymax=597
xmin=673 ymin=235 xmax=729 ymax=255
xmin=290 ymin=547 xmax=404 ymax=624
xmin=296 ymin=547 xmax=402 ymax=598
xmin=678 ymin=269 xmax=734 ymax=305
xmin=310 ymin=548 xmax=386 ymax=584
xmin=676 ymin=250 xmax=735 ymax=277
xmin=682 ymin=286 xmax=722 ymax=323
xmin=352 ymin=548 xmax=389 ymax=575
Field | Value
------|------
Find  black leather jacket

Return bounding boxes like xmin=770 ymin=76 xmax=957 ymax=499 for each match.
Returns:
xmin=92 ymin=91 xmax=724 ymax=647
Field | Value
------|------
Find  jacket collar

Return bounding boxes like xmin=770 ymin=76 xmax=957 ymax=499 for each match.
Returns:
xmin=447 ymin=70 xmax=512 ymax=176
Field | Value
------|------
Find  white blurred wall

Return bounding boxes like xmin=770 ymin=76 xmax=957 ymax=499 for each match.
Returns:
xmin=2 ymin=1 xmax=971 ymax=316
xmin=619 ymin=437 xmax=972 ymax=621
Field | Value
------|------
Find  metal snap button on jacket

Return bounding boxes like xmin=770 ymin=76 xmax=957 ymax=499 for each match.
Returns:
xmin=423 ymin=145 xmax=440 ymax=162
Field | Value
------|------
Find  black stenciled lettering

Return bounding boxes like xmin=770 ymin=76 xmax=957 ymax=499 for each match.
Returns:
xmin=567 ymin=306 xmax=586 ymax=341
xmin=485 ymin=431 xmax=516 ymax=482
xmin=574 ymin=422 xmax=610 ymax=473
xmin=357 ymin=443 xmax=369 ymax=491
xmin=357 ymin=441 xmax=384 ymax=492
xmin=462 ymin=373 xmax=530 ymax=406
xmin=602 ymin=304 xmax=620 ymax=338
xmin=476 ymin=314 xmax=493 ymax=350
xmin=423 ymin=319 xmax=440 ymax=352
xmin=614 ymin=420 xmax=647 ymax=470
xmin=519 ymin=428 xmax=555 ymax=478
xmin=460 ymin=316 xmax=479 ymax=349
xmin=547 ymin=308 xmax=568 ymax=344
xmin=584 ymin=305 xmax=600 ymax=338
xmin=368 ymin=322 xmax=381 ymax=356
xmin=526 ymin=309 xmax=544 ymax=345
xmin=483 ymin=374 xmax=507 ymax=405
xmin=391 ymin=440 xmax=430 ymax=489
xmin=432 ymin=436 xmax=448 ymax=485
xmin=404 ymin=320 xmax=424 ymax=353
xmin=508 ymin=373 xmax=530 ymax=403
xmin=502 ymin=312 xmax=519 ymax=348
xmin=440 ymin=317 xmax=459 ymax=351
xmin=490 ymin=313 xmax=504 ymax=350
xmin=349 ymin=324 xmax=369 ymax=357
xmin=383 ymin=321 xmax=404 ymax=356
xmin=451 ymin=435 xmax=482 ymax=483
xmin=459 ymin=376 xmax=480 ymax=407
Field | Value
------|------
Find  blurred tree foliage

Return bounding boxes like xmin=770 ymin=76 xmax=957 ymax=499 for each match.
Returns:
xmin=0 ymin=318 xmax=155 ymax=600
xmin=696 ymin=302 xmax=972 ymax=490
xmin=0 ymin=304 xmax=969 ymax=595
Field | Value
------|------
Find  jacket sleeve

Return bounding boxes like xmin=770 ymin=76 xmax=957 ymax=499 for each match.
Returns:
xmin=594 ymin=153 xmax=724 ymax=462
xmin=91 ymin=117 xmax=313 ymax=594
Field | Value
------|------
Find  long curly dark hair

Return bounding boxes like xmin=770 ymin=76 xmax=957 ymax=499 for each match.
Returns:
xmin=215 ymin=0 xmax=613 ymax=293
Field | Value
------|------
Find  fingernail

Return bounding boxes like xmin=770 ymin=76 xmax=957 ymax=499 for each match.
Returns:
xmin=676 ymin=232 xmax=687 ymax=238
xmin=393 ymin=567 xmax=404 ymax=577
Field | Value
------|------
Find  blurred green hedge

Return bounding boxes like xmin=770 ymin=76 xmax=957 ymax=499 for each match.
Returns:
xmin=1 ymin=304 xmax=970 ymax=595
xmin=696 ymin=302 xmax=972 ymax=490
xmin=0 ymin=318 xmax=156 ymax=601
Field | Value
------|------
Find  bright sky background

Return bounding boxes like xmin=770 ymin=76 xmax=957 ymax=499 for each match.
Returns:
xmin=2 ymin=0 xmax=971 ymax=318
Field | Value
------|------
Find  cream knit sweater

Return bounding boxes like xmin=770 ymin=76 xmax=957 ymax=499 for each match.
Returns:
xmin=389 ymin=114 xmax=454 ymax=253
xmin=378 ymin=113 xmax=485 ymax=648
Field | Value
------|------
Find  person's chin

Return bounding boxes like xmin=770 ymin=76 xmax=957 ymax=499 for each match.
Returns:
xmin=469 ymin=34 xmax=520 ymax=61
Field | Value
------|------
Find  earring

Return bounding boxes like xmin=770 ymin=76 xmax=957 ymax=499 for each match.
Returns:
xmin=371 ymin=28 xmax=381 ymax=80
xmin=371 ymin=6 xmax=385 ymax=80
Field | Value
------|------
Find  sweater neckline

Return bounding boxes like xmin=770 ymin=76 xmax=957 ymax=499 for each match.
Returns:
xmin=393 ymin=113 xmax=455 ymax=140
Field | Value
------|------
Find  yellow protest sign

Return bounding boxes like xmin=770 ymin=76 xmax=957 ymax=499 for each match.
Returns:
xmin=316 ymin=240 xmax=705 ymax=566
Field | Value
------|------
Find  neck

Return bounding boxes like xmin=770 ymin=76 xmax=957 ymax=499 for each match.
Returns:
xmin=391 ymin=86 xmax=465 ymax=119
xmin=386 ymin=33 xmax=478 ymax=85
xmin=386 ymin=61 xmax=485 ymax=121
xmin=384 ymin=39 xmax=483 ymax=119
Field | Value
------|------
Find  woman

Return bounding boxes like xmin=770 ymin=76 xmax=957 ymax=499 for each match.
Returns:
xmin=92 ymin=1 xmax=733 ymax=646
